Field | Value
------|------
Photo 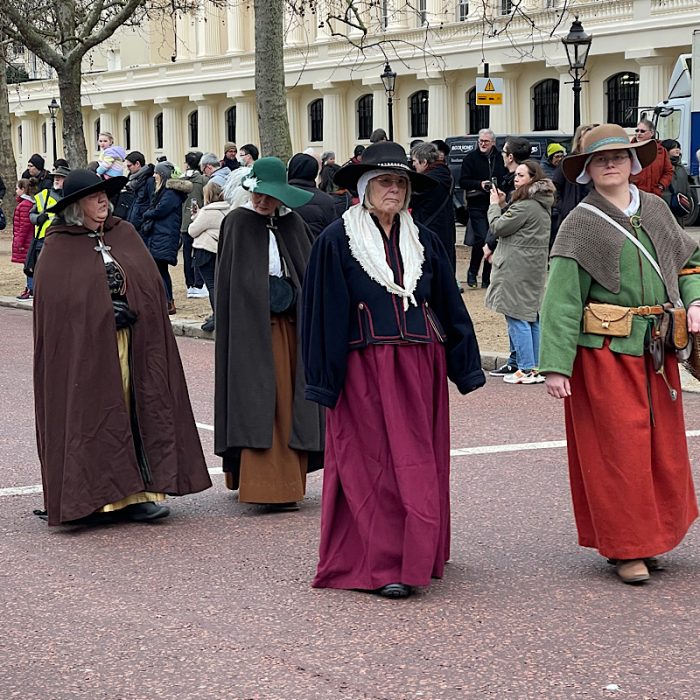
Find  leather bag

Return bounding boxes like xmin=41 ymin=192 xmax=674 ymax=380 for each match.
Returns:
xmin=582 ymin=302 xmax=633 ymax=337
xmin=269 ymin=275 xmax=297 ymax=314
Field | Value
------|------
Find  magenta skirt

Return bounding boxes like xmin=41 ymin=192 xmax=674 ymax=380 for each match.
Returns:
xmin=312 ymin=342 xmax=451 ymax=591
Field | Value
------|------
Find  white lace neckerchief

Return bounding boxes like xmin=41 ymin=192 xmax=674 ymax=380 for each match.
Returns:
xmin=342 ymin=204 xmax=425 ymax=310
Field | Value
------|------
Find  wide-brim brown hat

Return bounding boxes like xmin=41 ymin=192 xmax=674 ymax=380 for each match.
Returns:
xmin=46 ymin=170 xmax=127 ymax=213
xmin=561 ymin=123 xmax=658 ymax=184
xmin=333 ymin=142 xmax=435 ymax=192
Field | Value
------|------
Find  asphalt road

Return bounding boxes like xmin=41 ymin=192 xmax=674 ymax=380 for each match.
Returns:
xmin=1 ymin=306 xmax=698 ymax=700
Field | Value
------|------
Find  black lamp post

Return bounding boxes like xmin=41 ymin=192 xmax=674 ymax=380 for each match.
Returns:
xmin=562 ymin=16 xmax=592 ymax=132
xmin=48 ymin=98 xmax=60 ymax=164
xmin=380 ymin=61 xmax=397 ymax=142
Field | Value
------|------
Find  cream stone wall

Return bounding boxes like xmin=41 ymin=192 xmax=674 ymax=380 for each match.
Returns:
xmin=8 ymin=0 xmax=700 ymax=170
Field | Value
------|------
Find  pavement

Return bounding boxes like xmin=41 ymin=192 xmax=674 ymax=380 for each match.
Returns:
xmin=1 ymin=305 xmax=699 ymax=699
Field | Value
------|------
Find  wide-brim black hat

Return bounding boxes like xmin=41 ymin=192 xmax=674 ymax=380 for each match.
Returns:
xmin=333 ymin=142 xmax=435 ymax=192
xmin=47 ymin=170 xmax=127 ymax=213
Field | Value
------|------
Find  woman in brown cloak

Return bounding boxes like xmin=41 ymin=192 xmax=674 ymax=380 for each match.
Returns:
xmin=34 ymin=170 xmax=212 ymax=526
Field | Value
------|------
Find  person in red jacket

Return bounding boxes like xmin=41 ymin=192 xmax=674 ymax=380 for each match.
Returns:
xmin=13 ymin=178 xmax=39 ymax=300
xmin=630 ymin=118 xmax=673 ymax=196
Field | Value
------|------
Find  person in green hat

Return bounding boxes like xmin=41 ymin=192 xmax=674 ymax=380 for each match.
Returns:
xmin=214 ymin=157 xmax=325 ymax=511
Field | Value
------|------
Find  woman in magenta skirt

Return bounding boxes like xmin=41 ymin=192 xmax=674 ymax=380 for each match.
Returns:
xmin=302 ymin=142 xmax=485 ymax=598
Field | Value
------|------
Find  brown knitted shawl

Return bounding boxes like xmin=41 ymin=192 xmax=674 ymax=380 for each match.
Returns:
xmin=551 ymin=188 xmax=698 ymax=303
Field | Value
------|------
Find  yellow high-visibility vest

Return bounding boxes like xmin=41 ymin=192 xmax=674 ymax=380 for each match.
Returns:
xmin=34 ymin=190 xmax=58 ymax=239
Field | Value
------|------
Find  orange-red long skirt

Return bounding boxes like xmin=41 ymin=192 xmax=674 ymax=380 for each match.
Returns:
xmin=565 ymin=342 xmax=697 ymax=560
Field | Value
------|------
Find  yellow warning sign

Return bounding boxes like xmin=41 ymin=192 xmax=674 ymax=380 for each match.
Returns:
xmin=475 ymin=77 xmax=504 ymax=106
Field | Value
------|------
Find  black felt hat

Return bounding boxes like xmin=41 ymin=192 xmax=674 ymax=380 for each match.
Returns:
xmin=46 ymin=170 xmax=127 ymax=213
xmin=333 ymin=142 xmax=435 ymax=192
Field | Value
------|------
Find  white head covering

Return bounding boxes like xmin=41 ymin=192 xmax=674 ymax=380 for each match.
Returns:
xmin=357 ymin=168 xmax=410 ymax=209
xmin=576 ymin=149 xmax=643 ymax=185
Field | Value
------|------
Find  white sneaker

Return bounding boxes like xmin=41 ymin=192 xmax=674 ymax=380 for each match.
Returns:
xmin=503 ymin=369 xmax=543 ymax=385
xmin=187 ymin=286 xmax=209 ymax=299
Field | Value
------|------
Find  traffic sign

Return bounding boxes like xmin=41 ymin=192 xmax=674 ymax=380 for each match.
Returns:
xmin=475 ymin=77 xmax=504 ymax=106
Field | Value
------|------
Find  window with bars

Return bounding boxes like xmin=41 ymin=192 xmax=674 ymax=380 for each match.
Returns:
xmin=457 ymin=0 xmax=469 ymax=21
xmin=409 ymin=90 xmax=429 ymax=138
xmin=123 ymin=116 xmax=131 ymax=151
xmin=606 ymin=72 xmax=640 ymax=128
xmin=154 ymin=113 xmax=163 ymax=150
xmin=357 ymin=94 xmax=373 ymax=140
xmin=501 ymin=0 xmax=513 ymax=14
xmin=309 ymin=99 xmax=324 ymax=142
xmin=226 ymin=106 xmax=236 ymax=143
xmin=188 ymin=111 xmax=198 ymax=148
xmin=467 ymin=88 xmax=490 ymax=134
xmin=382 ymin=0 xmax=389 ymax=29
xmin=532 ymin=79 xmax=559 ymax=131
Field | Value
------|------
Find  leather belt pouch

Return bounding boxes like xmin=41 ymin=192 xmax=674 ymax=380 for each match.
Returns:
xmin=582 ymin=302 xmax=633 ymax=337
xmin=665 ymin=307 xmax=688 ymax=350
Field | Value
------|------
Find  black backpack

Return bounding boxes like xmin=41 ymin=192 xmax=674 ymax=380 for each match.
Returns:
xmin=112 ymin=188 xmax=135 ymax=220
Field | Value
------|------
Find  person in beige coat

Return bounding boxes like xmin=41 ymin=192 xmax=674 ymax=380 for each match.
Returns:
xmin=485 ymin=160 xmax=554 ymax=384
xmin=188 ymin=181 xmax=231 ymax=332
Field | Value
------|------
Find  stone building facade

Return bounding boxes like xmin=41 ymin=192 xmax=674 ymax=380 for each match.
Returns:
xmin=8 ymin=0 xmax=700 ymax=168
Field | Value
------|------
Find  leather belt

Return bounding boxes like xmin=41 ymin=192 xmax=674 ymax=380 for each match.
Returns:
xmin=629 ymin=304 xmax=666 ymax=316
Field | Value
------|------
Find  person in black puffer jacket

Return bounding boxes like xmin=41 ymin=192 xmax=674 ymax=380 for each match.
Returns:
xmin=140 ymin=161 xmax=193 ymax=314
xmin=287 ymin=153 xmax=339 ymax=238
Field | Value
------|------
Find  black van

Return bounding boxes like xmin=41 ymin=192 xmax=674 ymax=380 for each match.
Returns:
xmin=445 ymin=133 xmax=573 ymax=203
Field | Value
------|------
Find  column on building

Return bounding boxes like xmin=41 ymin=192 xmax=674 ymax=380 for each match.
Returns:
xmin=425 ymin=0 xmax=447 ymax=25
xmin=226 ymin=3 xmax=248 ymax=53
xmin=386 ymin=0 xmax=409 ymax=30
xmin=487 ymin=67 xmax=519 ymax=135
xmin=94 ymin=104 xmax=117 ymax=142
xmin=425 ymin=74 xmax=454 ymax=140
xmin=366 ymin=81 xmax=389 ymax=136
xmin=553 ymin=64 xmax=575 ymax=136
xmin=286 ymin=92 xmax=302 ymax=152
xmin=228 ymin=91 xmax=259 ymax=148
xmin=284 ymin=2 xmax=305 ymax=46
xmin=18 ymin=112 xmax=39 ymax=163
xmin=122 ymin=101 xmax=149 ymax=155
xmin=631 ymin=52 xmax=675 ymax=108
xmin=191 ymin=95 xmax=218 ymax=154
xmin=317 ymin=84 xmax=347 ymax=158
xmin=155 ymin=98 xmax=184 ymax=162
xmin=196 ymin=1 xmax=222 ymax=57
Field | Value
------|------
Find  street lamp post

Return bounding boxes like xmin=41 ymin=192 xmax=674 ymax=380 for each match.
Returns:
xmin=562 ymin=17 xmax=592 ymax=132
xmin=380 ymin=61 xmax=397 ymax=142
xmin=48 ymin=98 xmax=60 ymax=164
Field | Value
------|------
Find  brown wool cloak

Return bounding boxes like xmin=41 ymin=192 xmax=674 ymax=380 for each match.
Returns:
xmin=214 ymin=207 xmax=324 ymax=466
xmin=34 ymin=216 xmax=212 ymax=526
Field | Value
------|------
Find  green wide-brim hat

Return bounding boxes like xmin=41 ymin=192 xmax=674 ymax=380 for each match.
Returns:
xmin=241 ymin=157 xmax=313 ymax=209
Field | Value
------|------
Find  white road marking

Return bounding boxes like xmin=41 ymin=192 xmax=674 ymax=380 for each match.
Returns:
xmin=3 ymin=429 xmax=699 ymax=499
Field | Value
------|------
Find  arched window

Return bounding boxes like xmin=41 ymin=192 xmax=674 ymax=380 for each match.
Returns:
xmin=467 ymin=87 xmax=490 ymax=134
xmin=416 ymin=0 xmax=427 ymax=26
xmin=532 ymin=79 xmax=559 ymax=131
xmin=41 ymin=123 xmax=47 ymax=153
xmin=188 ymin=110 xmax=198 ymax=148
xmin=123 ymin=116 xmax=131 ymax=151
xmin=606 ymin=72 xmax=639 ymax=128
xmin=457 ymin=0 xmax=469 ymax=21
xmin=94 ymin=118 xmax=101 ymax=149
xmin=409 ymin=90 xmax=429 ymax=138
xmin=357 ymin=94 xmax=373 ymax=140
xmin=309 ymin=98 xmax=323 ymax=142
xmin=226 ymin=106 xmax=236 ymax=143
xmin=500 ymin=0 xmax=513 ymax=13
xmin=154 ymin=113 xmax=163 ymax=150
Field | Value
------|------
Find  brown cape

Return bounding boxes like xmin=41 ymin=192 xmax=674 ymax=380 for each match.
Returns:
xmin=34 ymin=216 xmax=211 ymax=525
xmin=214 ymin=207 xmax=324 ymax=467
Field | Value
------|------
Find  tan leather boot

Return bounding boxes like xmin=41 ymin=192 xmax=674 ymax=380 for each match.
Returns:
xmin=616 ymin=559 xmax=650 ymax=584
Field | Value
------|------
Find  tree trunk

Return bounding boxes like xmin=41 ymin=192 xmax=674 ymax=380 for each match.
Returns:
xmin=58 ymin=60 xmax=88 ymax=167
xmin=253 ymin=0 xmax=292 ymax=161
xmin=0 ymin=42 xmax=18 ymax=224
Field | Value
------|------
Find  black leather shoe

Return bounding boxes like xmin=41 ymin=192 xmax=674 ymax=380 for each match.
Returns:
xmin=466 ymin=273 xmax=478 ymax=289
xmin=201 ymin=317 xmax=215 ymax=333
xmin=377 ymin=583 xmax=412 ymax=598
xmin=120 ymin=501 xmax=170 ymax=522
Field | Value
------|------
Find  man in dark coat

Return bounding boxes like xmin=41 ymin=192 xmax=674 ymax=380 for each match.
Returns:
xmin=287 ymin=153 xmax=339 ymax=238
xmin=124 ymin=151 xmax=156 ymax=234
xmin=34 ymin=171 xmax=211 ymax=526
xmin=410 ymin=142 xmax=457 ymax=271
xmin=458 ymin=128 xmax=507 ymax=288
xmin=23 ymin=153 xmax=54 ymax=192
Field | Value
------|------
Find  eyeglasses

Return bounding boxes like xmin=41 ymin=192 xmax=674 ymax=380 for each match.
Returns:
xmin=478 ymin=139 xmax=493 ymax=145
xmin=634 ymin=128 xmax=649 ymax=134
xmin=373 ymin=175 xmax=408 ymax=189
xmin=589 ymin=153 xmax=630 ymax=168
xmin=501 ymin=150 xmax=510 ymax=156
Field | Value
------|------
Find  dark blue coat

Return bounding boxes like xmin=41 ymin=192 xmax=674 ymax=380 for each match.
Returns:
xmin=141 ymin=184 xmax=185 ymax=265
xmin=302 ymin=215 xmax=485 ymax=408
xmin=125 ymin=165 xmax=156 ymax=234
